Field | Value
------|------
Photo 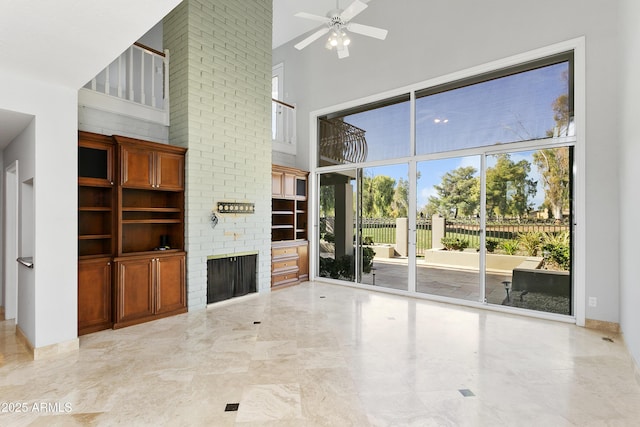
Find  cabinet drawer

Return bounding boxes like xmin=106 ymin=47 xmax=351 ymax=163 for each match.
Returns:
xmin=272 ymin=272 xmax=299 ymax=287
xmin=272 ymin=246 xmax=299 ymax=258
xmin=272 ymin=259 xmax=299 ymax=273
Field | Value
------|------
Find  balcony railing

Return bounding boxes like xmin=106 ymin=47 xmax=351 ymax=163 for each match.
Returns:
xmin=272 ymin=98 xmax=296 ymax=154
xmin=319 ymin=118 xmax=367 ymax=165
xmin=79 ymin=42 xmax=169 ymax=125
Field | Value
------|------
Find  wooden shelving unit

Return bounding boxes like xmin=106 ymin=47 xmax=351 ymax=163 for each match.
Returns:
xmin=271 ymin=165 xmax=309 ymax=288
xmin=112 ymin=135 xmax=187 ymax=329
xmin=77 ymin=131 xmax=187 ymax=334
xmin=77 ymin=132 xmax=115 ymax=335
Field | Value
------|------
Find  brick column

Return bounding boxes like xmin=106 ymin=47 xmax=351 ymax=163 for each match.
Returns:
xmin=164 ymin=0 xmax=273 ymax=310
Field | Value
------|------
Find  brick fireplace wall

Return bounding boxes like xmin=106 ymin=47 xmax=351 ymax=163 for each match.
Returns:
xmin=164 ymin=0 xmax=273 ymax=310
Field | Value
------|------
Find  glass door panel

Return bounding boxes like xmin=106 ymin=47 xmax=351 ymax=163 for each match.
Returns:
xmin=416 ymin=156 xmax=481 ymax=302
xmin=318 ymin=171 xmax=357 ymax=282
xmin=484 ymin=148 xmax=572 ymax=315
xmin=358 ymin=164 xmax=409 ymax=291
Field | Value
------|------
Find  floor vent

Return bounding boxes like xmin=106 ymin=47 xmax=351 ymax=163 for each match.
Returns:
xmin=224 ymin=403 xmax=239 ymax=412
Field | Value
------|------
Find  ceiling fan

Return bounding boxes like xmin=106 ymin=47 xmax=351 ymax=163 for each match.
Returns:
xmin=294 ymin=0 xmax=388 ymax=59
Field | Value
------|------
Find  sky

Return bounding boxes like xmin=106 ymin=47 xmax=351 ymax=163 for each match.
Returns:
xmin=338 ymin=62 xmax=570 ymax=212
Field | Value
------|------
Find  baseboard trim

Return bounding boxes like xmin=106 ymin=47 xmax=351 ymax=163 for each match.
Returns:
xmin=15 ymin=326 xmax=79 ymax=360
xmin=585 ymin=318 xmax=620 ymax=334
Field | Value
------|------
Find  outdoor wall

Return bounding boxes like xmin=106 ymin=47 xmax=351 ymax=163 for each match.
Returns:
xmin=619 ymin=0 xmax=640 ymax=370
xmin=165 ymin=0 xmax=273 ymax=310
xmin=273 ymin=0 xmax=620 ymax=325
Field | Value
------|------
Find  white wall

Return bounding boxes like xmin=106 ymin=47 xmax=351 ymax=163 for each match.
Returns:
xmin=273 ymin=0 xmax=620 ymax=325
xmin=619 ymin=0 xmax=640 ymax=368
xmin=0 ymin=71 xmax=78 ymax=348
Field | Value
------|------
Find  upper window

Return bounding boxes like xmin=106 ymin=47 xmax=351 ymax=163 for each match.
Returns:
xmin=318 ymin=95 xmax=411 ymax=166
xmin=416 ymin=55 xmax=573 ymax=154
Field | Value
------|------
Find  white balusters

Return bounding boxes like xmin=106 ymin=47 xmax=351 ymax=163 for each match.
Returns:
xmin=272 ymin=99 xmax=296 ymax=150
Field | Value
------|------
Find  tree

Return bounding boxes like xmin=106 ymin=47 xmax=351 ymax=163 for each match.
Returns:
xmin=533 ymin=148 xmax=569 ymax=219
xmin=533 ymin=90 xmax=571 ymax=219
xmin=392 ymin=178 xmax=409 ymax=217
xmin=486 ymin=154 xmax=537 ymax=219
xmin=424 ymin=166 xmax=480 ymax=219
xmin=362 ymin=174 xmax=396 ymax=217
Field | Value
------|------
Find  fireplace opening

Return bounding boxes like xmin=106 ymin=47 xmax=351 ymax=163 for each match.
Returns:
xmin=207 ymin=254 xmax=257 ymax=304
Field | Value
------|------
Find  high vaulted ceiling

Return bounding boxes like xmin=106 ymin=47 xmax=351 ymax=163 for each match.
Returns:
xmin=0 ymin=0 xmax=182 ymax=89
xmin=0 ymin=0 xmax=182 ymax=146
xmin=273 ymin=0 xmax=371 ymax=49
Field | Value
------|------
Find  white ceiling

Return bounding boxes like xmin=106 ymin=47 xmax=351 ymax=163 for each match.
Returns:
xmin=0 ymin=0 xmax=367 ymax=147
xmin=0 ymin=0 xmax=182 ymax=147
xmin=273 ymin=0 xmax=371 ymax=49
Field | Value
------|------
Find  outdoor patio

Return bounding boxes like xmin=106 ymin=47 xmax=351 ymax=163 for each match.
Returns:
xmin=359 ymin=257 xmax=513 ymax=305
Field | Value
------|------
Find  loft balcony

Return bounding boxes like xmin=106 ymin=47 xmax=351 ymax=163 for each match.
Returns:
xmin=81 ymin=42 xmax=297 ymax=153
xmin=79 ymin=42 xmax=169 ymax=125
xmin=272 ymin=98 xmax=296 ymax=155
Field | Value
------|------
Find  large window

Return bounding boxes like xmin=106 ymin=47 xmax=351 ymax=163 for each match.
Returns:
xmin=416 ymin=56 xmax=572 ymax=154
xmin=318 ymin=95 xmax=411 ymax=166
xmin=314 ymin=50 xmax=576 ymax=319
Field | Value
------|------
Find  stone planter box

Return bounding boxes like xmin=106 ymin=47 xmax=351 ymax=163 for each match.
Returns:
xmin=512 ymin=268 xmax=570 ymax=297
xmin=422 ymin=249 xmax=542 ymax=272
xmin=368 ymin=244 xmax=396 ymax=259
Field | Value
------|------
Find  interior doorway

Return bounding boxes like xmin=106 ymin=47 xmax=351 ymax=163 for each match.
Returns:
xmin=4 ymin=161 xmax=19 ymax=320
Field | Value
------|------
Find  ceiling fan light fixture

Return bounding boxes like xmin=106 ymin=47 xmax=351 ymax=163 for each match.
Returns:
xmin=295 ymin=0 xmax=387 ymax=58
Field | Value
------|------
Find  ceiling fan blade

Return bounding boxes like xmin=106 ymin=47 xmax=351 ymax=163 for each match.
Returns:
xmin=340 ymin=0 xmax=368 ymax=21
xmin=294 ymin=27 xmax=330 ymax=50
xmin=337 ymin=45 xmax=350 ymax=59
xmin=294 ymin=12 xmax=330 ymax=23
xmin=347 ymin=22 xmax=388 ymax=40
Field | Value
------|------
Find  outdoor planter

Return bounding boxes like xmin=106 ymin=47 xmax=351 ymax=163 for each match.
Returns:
xmin=512 ymin=268 xmax=570 ymax=297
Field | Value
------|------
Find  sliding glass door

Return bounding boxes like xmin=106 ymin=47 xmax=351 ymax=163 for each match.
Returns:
xmin=484 ymin=147 xmax=573 ymax=315
xmin=318 ymin=171 xmax=357 ymax=283
xmin=415 ymin=156 xmax=481 ymax=302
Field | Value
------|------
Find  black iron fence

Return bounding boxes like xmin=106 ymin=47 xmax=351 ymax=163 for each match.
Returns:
xmin=320 ymin=216 xmax=569 ymax=255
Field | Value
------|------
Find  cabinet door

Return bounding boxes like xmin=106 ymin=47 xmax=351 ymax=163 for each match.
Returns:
xmin=156 ymin=151 xmax=184 ymax=190
xmin=155 ymin=255 xmax=186 ymax=314
xmin=116 ymin=258 xmax=154 ymax=323
xmin=297 ymin=243 xmax=309 ymax=280
xmin=120 ymin=145 xmax=154 ymax=188
xmin=78 ymin=137 xmax=114 ymax=187
xmin=78 ymin=258 xmax=112 ymax=335
xmin=283 ymin=173 xmax=296 ymax=198
xmin=272 ymin=172 xmax=283 ymax=197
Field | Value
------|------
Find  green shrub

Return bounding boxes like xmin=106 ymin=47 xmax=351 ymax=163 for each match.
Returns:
xmin=318 ymin=247 xmax=375 ymax=280
xmin=363 ymin=236 xmax=374 ymax=245
xmin=322 ymin=233 xmax=335 ymax=243
xmin=485 ymin=238 xmax=500 ymax=253
xmin=518 ymin=231 xmax=543 ymax=256
xmin=441 ymin=237 xmax=469 ymax=251
xmin=500 ymin=240 xmax=520 ymax=255
xmin=542 ymin=231 xmax=570 ymax=270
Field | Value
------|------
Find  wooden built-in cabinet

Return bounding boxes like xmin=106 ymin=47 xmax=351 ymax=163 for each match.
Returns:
xmin=271 ymin=165 xmax=308 ymax=289
xmin=78 ymin=132 xmax=115 ymax=335
xmin=77 ymin=131 xmax=187 ymax=334
xmin=114 ymin=253 xmax=186 ymax=328
xmin=116 ymin=136 xmax=185 ymax=191
xmin=78 ymin=256 xmax=112 ymax=335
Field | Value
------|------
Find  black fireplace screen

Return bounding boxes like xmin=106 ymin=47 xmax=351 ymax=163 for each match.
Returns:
xmin=207 ymin=254 xmax=257 ymax=304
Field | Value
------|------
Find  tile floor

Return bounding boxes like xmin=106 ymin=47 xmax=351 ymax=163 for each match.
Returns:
xmin=1 ymin=281 xmax=639 ymax=426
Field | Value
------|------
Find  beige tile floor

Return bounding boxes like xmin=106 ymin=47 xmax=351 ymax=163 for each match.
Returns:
xmin=1 ymin=281 xmax=639 ymax=426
